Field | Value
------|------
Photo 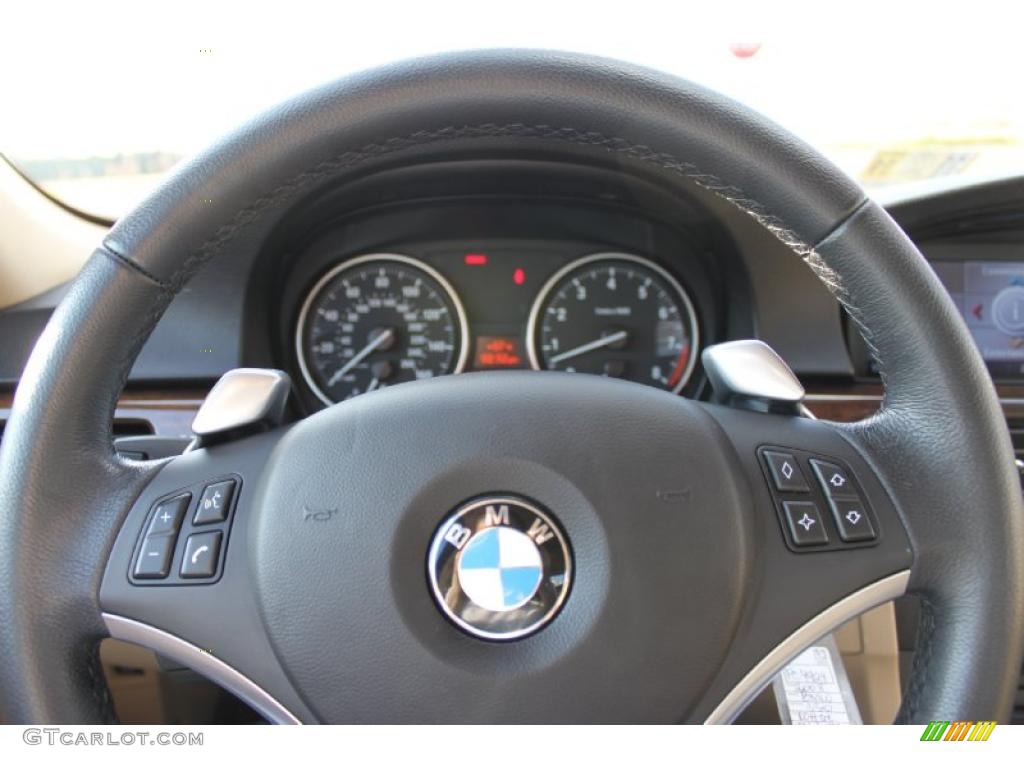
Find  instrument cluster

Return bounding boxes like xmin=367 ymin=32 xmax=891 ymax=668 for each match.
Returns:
xmin=295 ymin=244 xmax=702 ymax=405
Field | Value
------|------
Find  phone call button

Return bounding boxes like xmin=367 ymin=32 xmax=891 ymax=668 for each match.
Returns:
xmin=180 ymin=531 xmax=223 ymax=578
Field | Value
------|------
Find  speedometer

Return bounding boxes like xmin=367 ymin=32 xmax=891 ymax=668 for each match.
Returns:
xmin=296 ymin=254 xmax=469 ymax=405
xmin=526 ymin=253 xmax=699 ymax=393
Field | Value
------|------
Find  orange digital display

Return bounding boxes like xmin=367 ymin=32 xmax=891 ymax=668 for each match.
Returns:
xmin=474 ymin=336 xmax=525 ymax=369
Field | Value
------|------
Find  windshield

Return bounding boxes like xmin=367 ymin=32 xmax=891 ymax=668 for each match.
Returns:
xmin=4 ymin=3 xmax=1020 ymax=221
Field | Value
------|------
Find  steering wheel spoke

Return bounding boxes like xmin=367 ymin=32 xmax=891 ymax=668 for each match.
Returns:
xmin=99 ymin=427 xmax=311 ymax=724
xmin=692 ymin=401 xmax=913 ymax=722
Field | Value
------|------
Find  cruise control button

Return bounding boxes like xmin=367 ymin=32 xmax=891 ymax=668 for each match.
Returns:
xmin=809 ymin=459 xmax=857 ymax=499
xmin=146 ymin=494 xmax=190 ymax=536
xmin=134 ymin=535 xmax=176 ymax=579
xmin=193 ymin=480 xmax=235 ymax=525
xmin=782 ymin=501 xmax=829 ymax=547
xmin=180 ymin=531 xmax=223 ymax=578
xmin=830 ymin=499 xmax=877 ymax=542
xmin=763 ymin=451 xmax=809 ymax=492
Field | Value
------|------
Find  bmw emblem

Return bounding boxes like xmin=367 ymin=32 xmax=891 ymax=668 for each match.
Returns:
xmin=427 ymin=496 xmax=572 ymax=640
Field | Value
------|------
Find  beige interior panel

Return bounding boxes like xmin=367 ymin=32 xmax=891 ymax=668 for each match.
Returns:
xmin=0 ymin=157 xmax=104 ymax=309
xmin=835 ymin=601 xmax=902 ymax=724
xmin=100 ymin=638 xmax=168 ymax=724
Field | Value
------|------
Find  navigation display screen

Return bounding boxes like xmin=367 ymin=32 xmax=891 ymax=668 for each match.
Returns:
xmin=933 ymin=261 xmax=1024 ymax=378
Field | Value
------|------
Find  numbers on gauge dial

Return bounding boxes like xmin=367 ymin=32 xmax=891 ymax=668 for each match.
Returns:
xmin=299 ymin=257 xmax=466 ymax=404
xmin=532 ymin=256 xmax=698 ymax=393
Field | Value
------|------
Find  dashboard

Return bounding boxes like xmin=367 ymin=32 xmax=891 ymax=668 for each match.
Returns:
xmin=1 ymin=163 xmax=1023 ymax=429
xmin=255 ymin=162 xmax=746 ymax=415
xmin=838 ymin=178 xmax=1024 ymax=390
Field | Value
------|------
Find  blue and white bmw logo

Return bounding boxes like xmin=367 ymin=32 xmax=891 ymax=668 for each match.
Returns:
xmin=427 ymin=496 xmax=572 ymax=640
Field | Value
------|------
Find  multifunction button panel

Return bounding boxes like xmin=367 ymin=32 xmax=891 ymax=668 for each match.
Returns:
xmin=758 ymin=447 xmax=878 ymax=552
xmin=130 ymin=475 xmax=240 ymax=585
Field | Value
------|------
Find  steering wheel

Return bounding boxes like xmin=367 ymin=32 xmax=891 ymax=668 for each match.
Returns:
xmin=1 ymin=51 xmax=1022 ymax=724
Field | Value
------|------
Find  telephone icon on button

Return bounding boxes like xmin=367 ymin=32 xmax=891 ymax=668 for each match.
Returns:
xmin=180 ymin=531 xmax=222 ymax=578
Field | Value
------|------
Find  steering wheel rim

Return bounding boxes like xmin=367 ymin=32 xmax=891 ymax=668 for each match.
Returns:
xmin=1 ymin=49 xmax=1021 ymax=724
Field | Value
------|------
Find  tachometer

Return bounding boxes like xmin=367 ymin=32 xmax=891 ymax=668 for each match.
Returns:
xmin=296 ymin=254 xmax=469 ymax=405
xmin=526 ymin=253 xmax=699 ymax=392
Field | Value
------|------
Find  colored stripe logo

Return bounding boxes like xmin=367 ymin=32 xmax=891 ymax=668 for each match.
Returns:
xmin=920 ymin=721 xmax=996 ymax=741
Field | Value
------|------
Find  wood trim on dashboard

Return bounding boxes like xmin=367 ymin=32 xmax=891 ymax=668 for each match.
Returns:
xmin=804 ymin=385 xmax=882 ymax=422
xmin=1 ymin=389 xmax=206 ymax=438
xmin=3 ymin=382 xmax=1024 ymax=436
xmin=805 ymin=383 xmax=1024 ymax=422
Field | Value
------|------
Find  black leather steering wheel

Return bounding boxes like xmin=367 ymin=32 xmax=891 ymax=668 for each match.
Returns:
xmin=1 ymin=51 xmax=1022 ymax=724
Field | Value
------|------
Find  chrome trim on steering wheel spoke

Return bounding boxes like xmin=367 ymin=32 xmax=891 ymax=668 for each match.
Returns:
xmin=704 ymin=570 xmax=910 ymax=724
xmin=102 ymin=613 xmax=302 ymax=725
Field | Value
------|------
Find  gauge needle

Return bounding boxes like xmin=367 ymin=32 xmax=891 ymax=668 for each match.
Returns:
xmin=327 ymin=329 xmax=395 ymax=387
xmin=548 ymin=330 xmax=628 ymax=365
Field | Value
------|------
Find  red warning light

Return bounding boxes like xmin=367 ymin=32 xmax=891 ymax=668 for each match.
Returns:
xmin=464 ymin=253 xmax=488 ymax=266
xmin=513 ymin=267 xmax=526 ymax=285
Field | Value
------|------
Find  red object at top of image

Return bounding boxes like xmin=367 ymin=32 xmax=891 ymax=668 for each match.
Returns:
xmin=729 ymin=43 xmax=762 ymax=59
